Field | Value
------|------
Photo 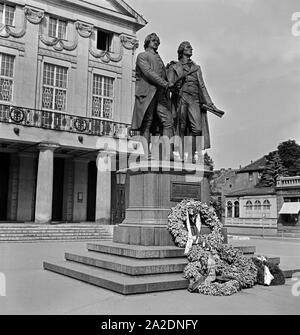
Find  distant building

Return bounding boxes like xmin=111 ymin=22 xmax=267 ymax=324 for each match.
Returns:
xmin=225 ymin=186 xmax=278 ymax=236
xmin=212 ymin=156 xmax=300 ymax=236
xmin=224 ymin=173 xmax=300 ymax=237
xmin=211 ymin=156 xmax=267 ymax=223
xmin=276 ymin=176 xmax=300 ymax=235
xmin=0 ymin=0 xmax=146 ymax=224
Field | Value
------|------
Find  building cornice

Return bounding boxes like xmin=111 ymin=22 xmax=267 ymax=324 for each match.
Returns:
xmin=31 ymin=0 xmax=146 ymax=30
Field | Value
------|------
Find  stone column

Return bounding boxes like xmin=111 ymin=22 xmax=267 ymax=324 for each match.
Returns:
xmin=35 ymin=142 xmax=59 ymax=224
xmin=95 ymin=151 xmax=113 ymax=224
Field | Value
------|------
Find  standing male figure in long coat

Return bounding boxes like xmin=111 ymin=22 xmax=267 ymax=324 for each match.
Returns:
xmin=131 ymin=33 xmax=174 ymax=160
xmin=167 ymin=41 xmax=219 ymax=162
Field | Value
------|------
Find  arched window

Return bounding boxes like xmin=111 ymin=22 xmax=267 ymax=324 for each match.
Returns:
xmin=254 ymin=200 xmax=261 ymax=210
xmin=246 ymin=200 xmax=253 ymax=210
xmin=263 ymin=200 xmax=271 ymax=210
xmin=234 ymin=201 xmax=240 ymax=218
xmin=227 ymin=201 xmax=232 ymax=218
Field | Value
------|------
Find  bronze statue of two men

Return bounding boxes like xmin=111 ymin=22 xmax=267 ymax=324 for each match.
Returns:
xmin=131 ymin=33 xmax=224 ymax=163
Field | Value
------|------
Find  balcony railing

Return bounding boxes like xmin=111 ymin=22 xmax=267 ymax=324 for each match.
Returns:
xmin=0 ymin=104 xmax=131 ymax=138
xmin=276 ymin=176 xmax=300 ymax=188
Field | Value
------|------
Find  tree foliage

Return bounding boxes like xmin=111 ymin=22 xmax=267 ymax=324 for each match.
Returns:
xmin=258 ymin=151 xmax=288 ymax=187
xmin=277 ymin=140 xmax=300 ymax=176
xmin=204 ymin=152 xmax=214 ymax=171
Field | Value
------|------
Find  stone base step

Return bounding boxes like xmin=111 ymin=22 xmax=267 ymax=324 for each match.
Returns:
xmin=43 ymin=257 xmax=296 ymax=295
xmin=44 ymin=242 xmax=259 ymax=294
xmin=65 ymin=251 xmax=187 ymax=275
xmin=87 ymin=241 xmax=256 ymax=259
xmin=43 ymin=261 xmax=188 ymax=295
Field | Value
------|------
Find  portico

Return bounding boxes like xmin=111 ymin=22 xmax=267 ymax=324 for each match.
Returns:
xmin=0 ymin=105 xmax=142 ymax=224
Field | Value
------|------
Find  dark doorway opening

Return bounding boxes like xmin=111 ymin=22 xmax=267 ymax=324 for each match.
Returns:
xmin=0 ymin=153 xmax=10 ymax=221
xmin=52 ymin=157 xmax=65 ymax=222
xmin=87 ymin=161 xmax=97 ymax=221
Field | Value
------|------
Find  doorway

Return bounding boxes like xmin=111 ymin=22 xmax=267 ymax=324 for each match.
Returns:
xmin=52 ymin=157 xmax=65 ymax=222
xmin=0 ymin=153 xmax=10 ymax=221
xmin=87 ymin=161 xmax=97 ymax=221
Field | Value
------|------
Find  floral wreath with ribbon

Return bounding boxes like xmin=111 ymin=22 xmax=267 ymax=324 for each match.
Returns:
xmin=168 ymin=199 xmax=259 ymax=296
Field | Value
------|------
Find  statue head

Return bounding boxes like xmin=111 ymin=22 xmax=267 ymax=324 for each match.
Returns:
xmin=144 ymin=33 xmax=160 ymax=50
xmin=177 ymin=41 xmax=192 ymax=60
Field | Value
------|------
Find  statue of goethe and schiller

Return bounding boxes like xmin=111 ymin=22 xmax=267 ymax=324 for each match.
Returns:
xmin=131 ymin=33 xmax=224 ymax=162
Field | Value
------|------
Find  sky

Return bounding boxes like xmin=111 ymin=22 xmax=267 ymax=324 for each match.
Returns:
xmin=126 ymin=0 xmax=300 ymax=169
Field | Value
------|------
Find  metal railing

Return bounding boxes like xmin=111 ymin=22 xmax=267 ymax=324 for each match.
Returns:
xmin=0 ymin=104 xmax=131 ymax=139
xmin=225 ymin=217 xmax=277 ymax=227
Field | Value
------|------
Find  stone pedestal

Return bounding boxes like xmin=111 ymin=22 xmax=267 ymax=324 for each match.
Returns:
xmin=113 ymin=160 xmax=217 ymax=246
xmin=44 ymin=159 xmax=228 ymax=294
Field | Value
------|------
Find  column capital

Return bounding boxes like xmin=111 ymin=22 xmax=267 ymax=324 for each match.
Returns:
xmin=96 ymin=150 xmax=116 ymax=158
xmin=38 ymin=142 xmax=60 ymax=152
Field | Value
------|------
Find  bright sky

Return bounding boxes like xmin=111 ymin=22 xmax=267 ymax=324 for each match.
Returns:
xmin=126 ymin=0 xmax=300 ymax=169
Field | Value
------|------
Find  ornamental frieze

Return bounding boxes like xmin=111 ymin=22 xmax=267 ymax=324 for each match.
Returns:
xmin=89 ymin=37 xmax=123 ymax=63
xmin=24 ymin=7 xmax=45 ymax=25
xmin=39 ymin=21 xmax=78 ymax=51
xmin=75 ymin=21 xmax=94 ymax=38
xmin=120 ymin=34 xmax=139 ymax=51
xmin=0 ymin=13 xmax=27 ymax=39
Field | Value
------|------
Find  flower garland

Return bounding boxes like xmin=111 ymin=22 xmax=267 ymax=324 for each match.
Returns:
xmin=168 ymin=199 xmax=258 ymax=296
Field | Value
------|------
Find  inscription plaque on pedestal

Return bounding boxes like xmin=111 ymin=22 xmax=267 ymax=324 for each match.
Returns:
xmin=170 ymin=181 xmax=201 ymax=202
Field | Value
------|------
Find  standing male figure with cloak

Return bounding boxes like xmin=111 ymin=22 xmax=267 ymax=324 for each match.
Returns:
xmin=131 ymin=33 xmax=174 ymax=160
xmin=167 ymin=41 xmax=222 ymax=163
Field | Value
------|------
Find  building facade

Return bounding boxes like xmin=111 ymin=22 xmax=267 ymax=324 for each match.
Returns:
xmin=0 ymin=0 xmax=146 ymax=224
xmin=224 ymin=176 xmax=300 ymax=236
xmin=211 ymin=156 xmax=267 ymax=223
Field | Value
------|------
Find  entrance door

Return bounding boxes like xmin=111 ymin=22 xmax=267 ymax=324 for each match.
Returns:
xmin=87 ymin=161 xmax=96 ymax=221
xmin=52 ymin=157 xmax=65 ymax=222
xmin=0 ymin=153 xmax=10 ymax=221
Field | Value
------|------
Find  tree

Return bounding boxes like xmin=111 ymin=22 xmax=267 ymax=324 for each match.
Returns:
xmin=258 ymin=151 xmax=288 ymax=187
xmin=204 ymin=152 xmax=214 ymax=171
xmin=210 ymin=197 xmax=223 ymax=221
xmin=277 ymin=140 xmax=300 ymax=176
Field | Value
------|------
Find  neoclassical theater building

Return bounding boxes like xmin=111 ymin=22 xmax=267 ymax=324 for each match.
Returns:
xmin=0 ymin=0 xmax=146 ymax=225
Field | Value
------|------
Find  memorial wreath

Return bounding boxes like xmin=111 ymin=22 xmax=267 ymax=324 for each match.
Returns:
xmin=168 ymin=199 xmax=258 ymax=296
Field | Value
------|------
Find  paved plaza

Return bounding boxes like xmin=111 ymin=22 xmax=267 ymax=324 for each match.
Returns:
xmin=0 ymin=238 xmax=299 ymax=315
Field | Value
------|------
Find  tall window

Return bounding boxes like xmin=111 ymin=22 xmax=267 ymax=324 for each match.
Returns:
xmin=227 ymin=201 xmax=233 ymax=218
xmin=246 ymin=200 xmax=253 ymax=210
xmin=92 ymin=74 xmax=114 ymax=119
xmin=42 ymin=63 xmax=67 ymax=111
xmin=263 ymin=200 xmax=271 ymax=210
xmin=254 ymin=200 xmax=261 ymax=210
xmin=96 ymin=29 xmax=112 ymax=51
xmin=0 ymin=3 xmax=15 ymax=26
xmin=48 ymin=17 xmax=67 ymax=39
xmin=0 ymin=53 xmax=14 ymax=103
xmin=234 ymin=201 xmax=240 ymax=218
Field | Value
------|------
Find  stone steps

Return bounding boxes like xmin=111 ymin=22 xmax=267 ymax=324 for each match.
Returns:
xmin=86 ymin=241 xmax=256 ymax=259
xmin=0 ymin=224 xmax=113 ymax=242
xmin=43 ymin=261 xmax=189 ymax=295
xmin=43 ymin=241 xmax=260 ymax=295
xmin=65 ymin=251 xmax=187 ymax=275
